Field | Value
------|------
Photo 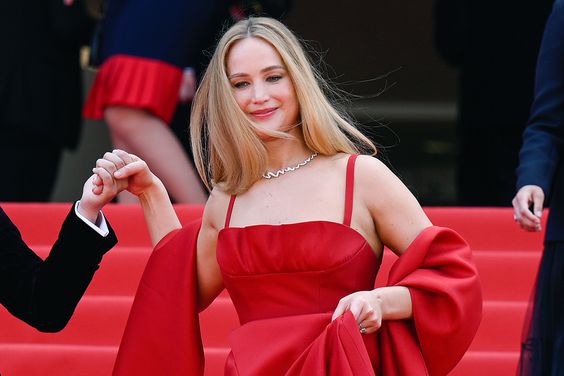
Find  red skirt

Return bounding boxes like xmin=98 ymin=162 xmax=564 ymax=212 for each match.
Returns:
xmin=83 ymin=55 xmax=182 ymax=123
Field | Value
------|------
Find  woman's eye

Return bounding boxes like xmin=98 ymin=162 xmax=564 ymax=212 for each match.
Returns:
xmin=266 ymin=75 xmax=283 ymax=83
xmin=233 ymin=81 xmax=249 ymax=89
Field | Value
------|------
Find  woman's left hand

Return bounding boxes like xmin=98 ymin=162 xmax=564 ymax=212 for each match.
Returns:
xmin=331 ymin=291 xmax=383 ymax=334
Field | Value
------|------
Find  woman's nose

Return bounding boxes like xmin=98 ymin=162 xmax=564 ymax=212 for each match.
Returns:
xmin=251 ymin=83 xmax=269 ymax=104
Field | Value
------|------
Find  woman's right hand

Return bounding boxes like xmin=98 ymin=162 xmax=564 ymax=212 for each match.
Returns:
xmin=93 ymin=149 xmax=158 ymax=198
xmin=512 ymin=185 xmax=544 ymax=232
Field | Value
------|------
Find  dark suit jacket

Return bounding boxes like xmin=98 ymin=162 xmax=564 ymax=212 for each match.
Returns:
xmin=517 ymin=0 xmax=564 ymax=242
xmin=0 ymin=0 xmax=94 ymax=149
xmin=0 ymin=205 xmax=117 ymax=332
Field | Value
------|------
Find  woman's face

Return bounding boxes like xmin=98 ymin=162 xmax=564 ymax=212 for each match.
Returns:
xmin=226 ymin=37 xmax=300 ymax=137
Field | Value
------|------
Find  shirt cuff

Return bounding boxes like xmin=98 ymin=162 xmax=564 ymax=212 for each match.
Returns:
xmin=74 ymin=201 xmax=110 ymax=237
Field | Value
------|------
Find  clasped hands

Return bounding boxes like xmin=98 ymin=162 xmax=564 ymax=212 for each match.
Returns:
xmin=89 ymin=149 xmax=157 ymax=200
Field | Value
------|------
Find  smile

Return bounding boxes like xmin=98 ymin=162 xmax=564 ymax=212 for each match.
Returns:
xmin=251 ymin=107 xmax=278 ymax=119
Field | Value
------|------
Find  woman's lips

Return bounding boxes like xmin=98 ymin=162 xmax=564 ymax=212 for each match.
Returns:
xmin=251 ymin=107 xmax=277 ymax=119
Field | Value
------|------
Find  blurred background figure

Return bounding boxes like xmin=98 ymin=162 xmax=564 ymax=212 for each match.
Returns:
xmin=82 ymin=0 xmax=235 ymax=203
xmin=0 ymin=0 xmax=96 ymax=202
xmin=512 ymin=0 xmax=564 ymax=373
xmin=434 ymin=0 xmax=553 ymax=206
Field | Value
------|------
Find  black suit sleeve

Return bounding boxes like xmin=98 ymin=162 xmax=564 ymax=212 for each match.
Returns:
xmin=516 ymin=0 xmax=564 ymax=200
xmin=0 ymin=205 xmax=117 ymax=332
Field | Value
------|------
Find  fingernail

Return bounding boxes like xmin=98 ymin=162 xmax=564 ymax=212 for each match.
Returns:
xmin=535 ymin=211 xmax=542 ymax=218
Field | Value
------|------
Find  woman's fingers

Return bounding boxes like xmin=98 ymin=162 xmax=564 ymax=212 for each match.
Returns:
xmin=114 ymin=160 xmax=148 ymax=179
xmin=331 ymin=299 xmax=348 ymax=321
xmin=96 ymin=158 xmax=119 ymax=175
xmin=332 ymin=292 xmax=383 ymax=334
xmin=352 ymin=299 xmax=382 ymax=334
xmin=113 ymin=149 xmax=136 ymax=165
xmin=103 ymin=151 xmax=127 ymax=171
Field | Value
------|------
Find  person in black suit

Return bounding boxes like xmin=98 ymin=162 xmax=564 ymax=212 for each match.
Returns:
xmin=0 ymin=0 xmax=95 ymax=201
xmin=0 ymin=168 xmax=119 ymax=332
xmin=512 ymin=0 xmax=564 ymax=373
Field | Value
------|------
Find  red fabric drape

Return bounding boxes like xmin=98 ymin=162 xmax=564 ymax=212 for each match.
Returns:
xmin=113 ymin=220 xmax=204 ymax=376
xmin=113 ymin=225 xmax=481 ymax=376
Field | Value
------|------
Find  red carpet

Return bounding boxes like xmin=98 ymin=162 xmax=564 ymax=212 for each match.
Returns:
xmin=0 ymin=204 xmax=545 ymax=375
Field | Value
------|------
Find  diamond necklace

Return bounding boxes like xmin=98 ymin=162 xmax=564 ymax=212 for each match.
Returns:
xmin=262 ymin=153 xmax=318 ymax=179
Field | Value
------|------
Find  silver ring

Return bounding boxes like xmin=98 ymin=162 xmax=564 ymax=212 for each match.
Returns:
xmin=359 ymin=323 xmax=367 ymax=334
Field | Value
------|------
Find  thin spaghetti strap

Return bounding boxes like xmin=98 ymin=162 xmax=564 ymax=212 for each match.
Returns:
xmin=224 ymin=195 xmax=237 ymax=228
xmin=343 ymin=154 xmax=359 ymax=227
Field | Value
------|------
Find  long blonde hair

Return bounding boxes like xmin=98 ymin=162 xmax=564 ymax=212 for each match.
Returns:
xmin=190 ymin=17 xmax=376 ymax=194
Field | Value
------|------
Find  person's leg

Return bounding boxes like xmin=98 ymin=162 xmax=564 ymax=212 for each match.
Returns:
xmin=104 ymin=106 xmax=207 ymax=204
xmin=0 ymin=129 xmax=62 ymax=202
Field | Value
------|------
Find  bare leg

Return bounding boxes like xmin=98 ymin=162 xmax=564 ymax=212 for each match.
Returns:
xmin=105 ymin=106 xmax=208 ymax=204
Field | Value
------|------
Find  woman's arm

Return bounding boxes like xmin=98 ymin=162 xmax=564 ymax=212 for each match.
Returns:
xmin=332 ymin=156 xmax=432 ymax=332
xmin=94 ymin=150 xmax=225 ymax=308
xmin=195 ymin=188 xmax=227 ymax=311
xmin=94 ymin=150 xmax=181 ymax=246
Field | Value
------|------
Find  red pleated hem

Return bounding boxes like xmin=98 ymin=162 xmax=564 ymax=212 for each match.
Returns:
xmin=83 ymin=55 xmax=182 ymax=123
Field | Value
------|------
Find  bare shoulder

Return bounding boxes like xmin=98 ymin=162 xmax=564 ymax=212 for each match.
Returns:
xmin=354 ymin=154 xmax=390 ymax=175
xmin=354 ymin=155 xmax=432 ymax=254
xmin=202 ymin=186 xmax=232 ymax=231
xmin=354 ymin=155 xmax=405 ymax=196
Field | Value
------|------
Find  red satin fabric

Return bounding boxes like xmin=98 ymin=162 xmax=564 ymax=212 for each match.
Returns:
xmin=83 ymin=55 xmax=182 ymax=123
xmin=112 ymin=220 xmax=204 ymax=376
xmin=378 ymin=226 xmax=483 ymax=376
xmin=224 ymin=312 xmax=377 ymax=375
xmin=113 ymin=223 xmax=481 ymax=376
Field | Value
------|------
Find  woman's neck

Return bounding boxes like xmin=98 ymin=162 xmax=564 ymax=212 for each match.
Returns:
xmin=264 ymin=136 xmax=313 ymax=172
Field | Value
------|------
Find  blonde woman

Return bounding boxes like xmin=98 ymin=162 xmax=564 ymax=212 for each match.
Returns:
xmin=93 ymin=17 xmax=481 ymax=376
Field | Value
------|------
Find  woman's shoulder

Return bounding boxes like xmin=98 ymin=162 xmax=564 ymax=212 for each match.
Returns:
xmin=202 ymin=186 xmax=232 ymax=231
xmin=353 ymin=154 xmax=393 ymax=179
xmin=322 ymin=153 xmax=392 ymax=181
xmin=352 ymin=154 xmax=411 ymax=199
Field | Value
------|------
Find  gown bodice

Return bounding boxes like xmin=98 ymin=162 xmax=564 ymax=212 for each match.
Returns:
xmin=217 ymin=220 xmax=380 ymax=325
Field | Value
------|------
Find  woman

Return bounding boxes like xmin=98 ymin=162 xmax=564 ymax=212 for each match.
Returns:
xmin=512 ymin=0 xmax=564 ymax=374
xmin=93 ymin=17 xmax=481 ymax=375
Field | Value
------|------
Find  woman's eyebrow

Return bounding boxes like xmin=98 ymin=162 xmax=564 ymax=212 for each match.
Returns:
xmin=228 ymin=65 xmax=285 ymax=79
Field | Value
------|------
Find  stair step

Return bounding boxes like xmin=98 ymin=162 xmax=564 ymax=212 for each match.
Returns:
xmin=450 ymin=351 xmax=519 ymax=376
xmin=470 ymin=301 xmax=527 ymax=352
xmin=425 ymin=207 xmax=546 ymax=251
xmin=0 ymin=343 xmax=117 ymax=376
xmin=0 ymin=296 xmax=132 ymax=346
xmin=474 ymin=251 xmax=539 ymax=301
